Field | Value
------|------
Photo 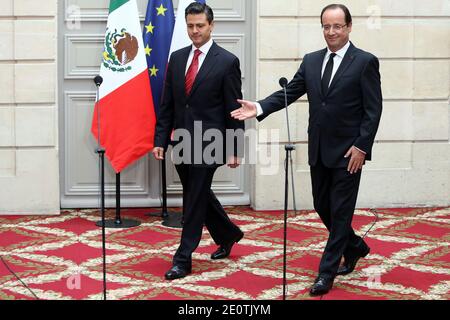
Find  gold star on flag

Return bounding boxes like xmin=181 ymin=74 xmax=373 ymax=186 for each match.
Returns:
xmin=156 ymin=4 xmax=168 ymax=16
xmin=145 ymin=22 xmax=155 ymax=34
xmin=145 ymin=45 xmax=153 ymax=56
xmin=149 ymin=65 xmax=159 ymax=77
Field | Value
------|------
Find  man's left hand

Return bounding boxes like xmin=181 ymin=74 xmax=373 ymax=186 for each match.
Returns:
xmin=344 ymin=146 xmax=366 ymax=174
xmin=227 ymin=156 xmax=241 ymax=169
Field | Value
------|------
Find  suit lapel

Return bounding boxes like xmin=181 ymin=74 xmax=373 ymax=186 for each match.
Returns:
xmin=188 ymin=42 xmax=219 ymax=98
xmin=178 ymin=46 xmax=191 ymax=101
xmin=315 ymin=48 xmax=327 ymax=98
xmin=326 ymin=43 xmax=356 ymax=95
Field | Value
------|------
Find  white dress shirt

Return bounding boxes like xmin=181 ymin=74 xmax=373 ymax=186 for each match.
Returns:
xmin=185 ymin=38 xmax=214 ymax=75
xmin=321 ymin=41 xmax=350 ymax=87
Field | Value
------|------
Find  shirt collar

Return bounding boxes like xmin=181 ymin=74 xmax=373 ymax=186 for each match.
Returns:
xmin=192 ymin=38 xmax=214 ymax=56
xmin=326 ymin=41 xmax=350 ymax=59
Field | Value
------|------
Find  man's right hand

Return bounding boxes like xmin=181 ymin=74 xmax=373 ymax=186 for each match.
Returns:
xmin=231 ymin=99 xmax=257 ymax=120
xmin=152 ymin=147 xmax=165 ymax=160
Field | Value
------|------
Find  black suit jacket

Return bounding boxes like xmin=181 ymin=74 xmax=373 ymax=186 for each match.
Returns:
xmin=154 ymin=42 xmax=244 ymax=167
xmin=258 ymin=43 xmax=382 ymax=168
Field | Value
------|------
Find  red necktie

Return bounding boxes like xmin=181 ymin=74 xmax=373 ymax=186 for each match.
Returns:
xmin=185 ymin=49 xmax=202 ymax=96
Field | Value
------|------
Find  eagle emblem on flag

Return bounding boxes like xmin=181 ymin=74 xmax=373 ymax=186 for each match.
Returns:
xmin=103 ymin=28 xmax=138 ymax=72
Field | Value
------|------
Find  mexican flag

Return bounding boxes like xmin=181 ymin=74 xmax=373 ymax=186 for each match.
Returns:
xmin=91 ymin=0 xmax=156 ymax=173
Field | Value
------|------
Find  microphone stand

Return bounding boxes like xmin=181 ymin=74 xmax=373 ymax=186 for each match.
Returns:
xmin=279 ymin=77 xmax=297 ymax=301
xmin=93 ymin=75 xmax=107 ymax=300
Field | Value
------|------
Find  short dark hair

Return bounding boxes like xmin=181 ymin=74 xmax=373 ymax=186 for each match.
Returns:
xmin=185 ymin=2 xmax=214 ymax=24
xmin=320 ymin=4 xmax=352 ymax=25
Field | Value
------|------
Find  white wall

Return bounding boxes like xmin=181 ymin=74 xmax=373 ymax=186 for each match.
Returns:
xmin=0 ymin=0 xmax=59 ymax=214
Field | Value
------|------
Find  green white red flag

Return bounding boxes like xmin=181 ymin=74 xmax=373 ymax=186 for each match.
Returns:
xmin=91 ymin=0 xmax=156 ymax=173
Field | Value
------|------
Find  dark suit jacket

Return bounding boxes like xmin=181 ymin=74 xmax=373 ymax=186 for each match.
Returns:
xmin=257 ymin=42 xmax=382 ymax=168
xmin=154 ymin=41 xmax=244 ymax=167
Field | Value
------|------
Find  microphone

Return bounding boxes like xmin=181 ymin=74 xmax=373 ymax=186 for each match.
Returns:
xmin=279 ymin=77 xmax=288 ymax=88
xmin=94 ymin=75 xmax=103 ymax=87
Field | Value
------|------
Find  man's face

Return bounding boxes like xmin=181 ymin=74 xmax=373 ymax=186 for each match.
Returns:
xmin=321 ymin=8 xmax=352 ymax=52
xmin=186 ymin=13 xmax=214 ymax=48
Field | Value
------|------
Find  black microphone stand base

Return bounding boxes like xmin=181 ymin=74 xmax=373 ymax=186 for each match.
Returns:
xmin=161 ymin=211 xmax=183 ymax=228
xmin=95 ymin=219 xmax=141 ymax=229
xmin=145 ymin=211 xmax=164 ymax=218
xmin=144 ymin=210 xmax=183 ymax=228
xmin=145 ymin=209 xmax=183 ymax=229
xmin=145 ymin=208 xmax=183 ymax=229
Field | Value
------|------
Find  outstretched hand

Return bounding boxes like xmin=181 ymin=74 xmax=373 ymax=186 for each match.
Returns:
xmin=231 ymin=99 xmax=258 ymax=120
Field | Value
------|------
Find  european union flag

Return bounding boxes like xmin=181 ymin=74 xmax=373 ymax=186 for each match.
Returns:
xmin=143 ymin=0 xmax=175 ymax=117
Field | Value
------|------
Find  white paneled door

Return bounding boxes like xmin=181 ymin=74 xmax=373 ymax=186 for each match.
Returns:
xmin=59 ymin=0 xmax=254 ymax=208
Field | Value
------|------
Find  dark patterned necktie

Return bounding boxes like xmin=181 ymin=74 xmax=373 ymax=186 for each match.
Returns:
xmin=321 ymin=52 xmax=336 ymax=96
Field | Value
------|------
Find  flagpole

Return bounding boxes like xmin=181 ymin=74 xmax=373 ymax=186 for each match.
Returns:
xmin=95 ymin=173 xmax=142 ymax=228
xmin=161 ymin=158 xmax=169 ymax=219
xmin=145 ymin=156 xmax=183 ymax=228
xmin=161 ymin=156 xmax=183 ymax=228
xmin=143 ymin=0 xmax=182 ymax=228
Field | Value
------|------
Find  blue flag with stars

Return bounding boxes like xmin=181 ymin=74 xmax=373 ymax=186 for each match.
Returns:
xmin=143 ymin=0 xmax=175 ymax=117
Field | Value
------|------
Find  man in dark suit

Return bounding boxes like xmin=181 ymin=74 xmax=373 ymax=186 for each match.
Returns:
xmin=153 ymin=2 xmax=244 ymax=280
xmin=231 ymin=4 xmax=382 ymax=295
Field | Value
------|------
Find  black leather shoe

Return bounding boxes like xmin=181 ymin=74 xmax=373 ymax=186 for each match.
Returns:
xmin=309 ymin=276 xmax=334 ymax=296
xmin=164 ymin=265 xmax=191 ymax=280
xmin=337 ymin=246 xmax=370 ymax=276
xmin=211 ymin=231 xmax=244 ymax=260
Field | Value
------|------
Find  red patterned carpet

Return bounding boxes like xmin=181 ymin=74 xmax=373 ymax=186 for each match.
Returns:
xmin=0 ymin=207 xmax=449 ymax=300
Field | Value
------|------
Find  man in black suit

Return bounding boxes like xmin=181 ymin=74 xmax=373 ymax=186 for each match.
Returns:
xmin=153 ymin=2 xmax=244 ymax=280
xmin=231 ymin=4 xmax=382 ymax=295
